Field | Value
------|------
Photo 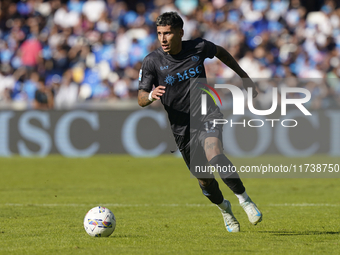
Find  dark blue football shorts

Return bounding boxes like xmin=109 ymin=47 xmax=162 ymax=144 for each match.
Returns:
xmin=174 ymin=121 xmax=223 ymax=178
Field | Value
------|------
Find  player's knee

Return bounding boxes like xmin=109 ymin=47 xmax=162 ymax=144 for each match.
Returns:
xmin=198 ymin=178 xmax=213 ymax=187
xmin=204 ymin=138 xmax=223 ymax=162
xmin=205 ymin=143 xmax=223 ymax=161
xmin=205 ymin=150 xmax=223 ymax=162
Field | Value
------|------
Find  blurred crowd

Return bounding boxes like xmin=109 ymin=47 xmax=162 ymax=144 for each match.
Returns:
xmin=0 ymin=0 xmax=340 ymax=110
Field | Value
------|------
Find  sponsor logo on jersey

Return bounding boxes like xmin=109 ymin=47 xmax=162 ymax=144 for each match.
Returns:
xmin=163 ymin=64 xmax=202 ymax=86
xmin=177 ymin=65 xmax=203 ymax=82
xmin=160 ymin=66 xmax=168 ymax=70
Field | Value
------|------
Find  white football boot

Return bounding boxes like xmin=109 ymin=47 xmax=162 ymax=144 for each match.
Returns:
xmin=217 ymin=200 xmax=240 ymax=232
xmin=240 ymin=197 xmax=262 ymax=225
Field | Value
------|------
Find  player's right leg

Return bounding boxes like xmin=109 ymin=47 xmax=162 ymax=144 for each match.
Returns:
xmin=208 ymin=153 xmax=262 ymax=225
xmin=240 ymin=197 xmax=262 ymax=225
xmin=202 ymin=132 xmax=262 ymax=226
xmin=206 ymin=153 xmax=262 ymax=225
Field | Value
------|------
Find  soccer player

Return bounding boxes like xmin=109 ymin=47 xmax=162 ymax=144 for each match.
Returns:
xmin=138 ymin=12 xmax=262 ymax=232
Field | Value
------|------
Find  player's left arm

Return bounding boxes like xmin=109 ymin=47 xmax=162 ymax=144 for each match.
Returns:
xmin=215 ymin=45 xmax=258 ymax=98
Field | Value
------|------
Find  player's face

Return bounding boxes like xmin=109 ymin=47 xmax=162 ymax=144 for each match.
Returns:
xmin=157 ymin=25 xmax=183 ymax=55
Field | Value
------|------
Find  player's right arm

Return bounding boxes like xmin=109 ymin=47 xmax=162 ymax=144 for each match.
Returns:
xmin=138 ymin=86 xmax=166 ymax=107
xmin=138 ymin=89 xmax=153 ymax=107
xmin=138 ymin=55 xmax=165 ymax=107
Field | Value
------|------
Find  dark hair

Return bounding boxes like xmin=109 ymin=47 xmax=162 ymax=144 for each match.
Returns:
xmin=38 ymin=76 xmax=46 ymax=84
xmin=156 ymin=12 xmax=184 ymax=30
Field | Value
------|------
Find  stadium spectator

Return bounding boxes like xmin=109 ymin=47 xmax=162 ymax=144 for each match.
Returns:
xmin=92 ymin=78 xmax=115 ymax=99
xmin=82 ymin=0 xmax=106 ymax=23
xmin=33 ymin=76 xmax=55 ymax=109
xmin=54 ymin=3 xmax=80 ymax=28
xmin=22 ymin=71 xmax=40 ymax=103
xmin=0 ymin=0 xmax=339 ymax=109
xmin=0 ymin=64 xmax=15 ymax=101
xmin=54 ymin=69 xmax=79 ymax=109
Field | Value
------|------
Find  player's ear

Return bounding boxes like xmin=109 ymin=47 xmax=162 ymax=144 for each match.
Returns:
xmin=180 ymin=29 xmax=184 ymax=38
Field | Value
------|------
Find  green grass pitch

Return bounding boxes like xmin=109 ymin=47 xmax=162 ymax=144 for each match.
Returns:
xmin=0 ymin=155 xmax=339 ymax=254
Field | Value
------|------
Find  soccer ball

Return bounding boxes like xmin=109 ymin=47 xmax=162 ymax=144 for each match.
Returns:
xmin=83 ymin=206 xmax=116 ymax=237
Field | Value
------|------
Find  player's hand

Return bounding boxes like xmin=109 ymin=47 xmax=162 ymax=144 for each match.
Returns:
xmin=243 ymin=78 xmax=258 ymax=98
xmin=151 ymin=86 xmax=166 ymax=100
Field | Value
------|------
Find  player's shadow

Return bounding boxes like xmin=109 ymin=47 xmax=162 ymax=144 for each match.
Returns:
xmin=260 ymin=230 xmax=340 ymax=236
xmin=110 ymin=234 xmax=145 ymax=238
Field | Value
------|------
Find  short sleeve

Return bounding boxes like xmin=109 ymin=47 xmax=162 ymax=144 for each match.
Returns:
xmin=203 ymin=39 xmax=217 ymax=59
xmin=138 ymin=57 xmax=157 ymax=92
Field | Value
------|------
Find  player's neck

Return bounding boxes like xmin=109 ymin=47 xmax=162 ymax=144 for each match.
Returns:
xmin=168 ymin=42 xmax=182 ymax=55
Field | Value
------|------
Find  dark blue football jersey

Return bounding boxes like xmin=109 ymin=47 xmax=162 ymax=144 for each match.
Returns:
xmin=139 ymin=38 xmax=222 ymax=135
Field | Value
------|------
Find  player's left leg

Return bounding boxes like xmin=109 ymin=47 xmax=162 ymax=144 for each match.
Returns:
xmin=204 ymin=137 xmax=262 ymax=225
xmin=183 ymin=132 xmax=239 ymax=232
xmin=197 ymin=178 xmax=240 ymax=232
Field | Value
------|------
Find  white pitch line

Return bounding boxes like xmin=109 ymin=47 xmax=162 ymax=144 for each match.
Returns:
xmin=1 ymin=203 xmax=340 ymax=207
xmin=2 ymin=203 xmax=215 ymax=207
xmin=267 ymin=203 xmax=340 ymax=207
